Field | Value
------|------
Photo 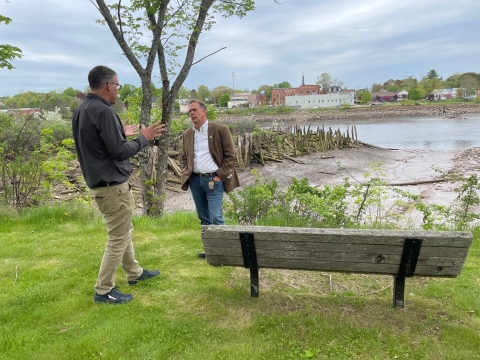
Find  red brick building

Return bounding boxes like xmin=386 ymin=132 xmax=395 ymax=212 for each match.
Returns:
xmin=271 ymin=76 xmax=320 ymax=105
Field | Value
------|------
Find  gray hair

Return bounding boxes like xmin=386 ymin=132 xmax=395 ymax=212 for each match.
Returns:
xmin=188 ymin=99 xmax=207 ymax=111
xmin=88 ymin=65 xmax=116 ymax=90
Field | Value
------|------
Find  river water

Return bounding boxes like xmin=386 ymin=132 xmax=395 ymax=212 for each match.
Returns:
xmin=301 ymin=114 xmax=480 ymax=150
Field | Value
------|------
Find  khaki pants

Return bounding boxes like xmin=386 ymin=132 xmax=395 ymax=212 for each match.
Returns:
xmin=90 ymin=182 xmax=143 ymax=295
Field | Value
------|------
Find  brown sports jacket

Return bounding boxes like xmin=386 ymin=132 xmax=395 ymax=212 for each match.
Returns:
xmin=180 ymin=122 xmax=240 ymax=193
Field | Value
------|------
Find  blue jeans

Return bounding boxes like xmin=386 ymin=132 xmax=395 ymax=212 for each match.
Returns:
xmin=190 ymin=174 xmax=225 ymax=225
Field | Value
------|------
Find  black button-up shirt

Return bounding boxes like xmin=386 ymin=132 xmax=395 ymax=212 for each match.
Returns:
xmin=72 ymin=93 xmax=148 ymax=188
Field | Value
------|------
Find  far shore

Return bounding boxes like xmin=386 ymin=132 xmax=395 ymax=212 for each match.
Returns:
xmin=217 ymin=103 xmax=480 ymax=126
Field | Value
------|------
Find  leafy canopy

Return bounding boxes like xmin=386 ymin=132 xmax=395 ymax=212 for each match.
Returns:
xmin=0 ymin=15 xmax=22 ymax=70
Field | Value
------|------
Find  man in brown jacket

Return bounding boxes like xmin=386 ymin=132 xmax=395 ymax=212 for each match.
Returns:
xmin=180 ymin=99 xmax=240 ymax=258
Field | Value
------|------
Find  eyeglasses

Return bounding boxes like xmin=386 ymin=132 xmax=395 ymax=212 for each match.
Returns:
xmin=107 ymin=81 xmax=122 ymax=90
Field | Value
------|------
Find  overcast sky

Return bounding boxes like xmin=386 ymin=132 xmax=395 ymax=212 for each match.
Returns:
xmin=1 ymin=0 xmax=479 ymax=97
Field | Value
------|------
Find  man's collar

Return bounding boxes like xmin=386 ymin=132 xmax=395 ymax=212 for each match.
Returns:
xmin=87 ymin=93 xmax=110 ymax=106
xmin=194 ymin=119 xmax=209 ymax=132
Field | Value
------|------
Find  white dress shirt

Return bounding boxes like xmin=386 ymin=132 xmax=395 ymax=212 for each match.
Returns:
xmin=193 ymin=120 xmax=219 ymax=174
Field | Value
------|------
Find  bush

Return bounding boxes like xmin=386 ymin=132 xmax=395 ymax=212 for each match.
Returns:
xmin=0 ymin=110 xmax=77 ymax=208
xmin=225 ymin=164 xmax=421 ymax=229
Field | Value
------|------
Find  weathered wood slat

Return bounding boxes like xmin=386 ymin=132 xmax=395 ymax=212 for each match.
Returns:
xmin=205 ymin=255 xmax=462 ymax=277
xmin=202 ymin=238 xmax=470 ymax=258
xmin=204 ymin=247 xmax=466 ymax=267
xmin=201 ymin=226 xmax=472 ymax=247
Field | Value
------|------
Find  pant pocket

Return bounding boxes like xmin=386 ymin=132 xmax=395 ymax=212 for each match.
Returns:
xmin=95 ymin=194 xmax=115 ymax=215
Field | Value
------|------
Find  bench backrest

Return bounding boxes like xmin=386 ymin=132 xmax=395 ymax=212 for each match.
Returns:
xmin=201 ymin=226 xmax=473 ymax=277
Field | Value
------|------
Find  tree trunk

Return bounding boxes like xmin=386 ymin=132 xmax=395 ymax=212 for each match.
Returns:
xmin=137 ymin=78 xmax=156 ymax=215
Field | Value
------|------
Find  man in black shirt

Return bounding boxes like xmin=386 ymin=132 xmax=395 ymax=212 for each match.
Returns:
xmin=72 ymin=65 xmax=165 ymax=304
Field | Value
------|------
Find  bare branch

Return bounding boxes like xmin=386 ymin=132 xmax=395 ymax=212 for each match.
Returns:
xmin=89 ymin=0 xmax=100 ymax=11
xmin=117 ymin=0 xmax=125 ymax=45
xmin=191 ymin=47 xmax=226 ymax=66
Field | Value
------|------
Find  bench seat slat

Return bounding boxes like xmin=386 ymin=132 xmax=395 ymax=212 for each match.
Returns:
xmin=201 ymin=226 xmax=473 ymax=247
xmin=202 ymin=238 xmax=471 ymax=258
xmin=204 ymin=248 xmax=466 ymax=267
xmin=205 ymin=255 xmax=462 ymax=277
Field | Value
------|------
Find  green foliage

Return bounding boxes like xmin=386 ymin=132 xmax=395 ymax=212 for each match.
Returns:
xmin=226 ymin=164 xmax=420 ymax=229
xmin=0 ymin=15 xmax=22 ymax=70
xmin=273 ymin=81 xmax=291 ymax=88
xmin=0 ymin=110 xmax=76 ymax=208
xmin=349 ymin=163 xmax=419 ymax=228
xmin=255 ymin=84 xmax=273 ymax=100
xmin=416 ymin=170 xmax=480 ymax=230
xmin=169 ymin=114 xmax=191 ymax=136
xmin=360 ymin=91 xmax=372 ymax=103
xmin=207 ymin=104 xmax=219 ymax=121
xmin=316 ymin=72 xmax=332 ymax=93
xmin=408 ymin=88 xmax=422 ymax=101
xmin=341 ymin=102 xmax=351 ymax=109
xmin=225 ymin=170 xmax=281 ymax=225
xmin=227 ymin=119 xmax=260 ymax=136
xmin=197 ymin=84 xmax=210 ymax=102
xmin=400 ymin=99 xmax=417 ymax=106
xmin=219 ymin=94 xmax=230 ymax=107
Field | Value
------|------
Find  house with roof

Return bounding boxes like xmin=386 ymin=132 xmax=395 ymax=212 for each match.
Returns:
xmin=395 ymin=90 xmax=408 ymax=99
xmin=431 ymin=88 xmax=460 ymax=100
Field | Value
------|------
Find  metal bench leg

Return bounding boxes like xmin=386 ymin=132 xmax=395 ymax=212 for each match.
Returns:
xmin=393 ymin=276 xmax=405 ymax=309
xmin=250 ymin=268 xmax=259 ymax=297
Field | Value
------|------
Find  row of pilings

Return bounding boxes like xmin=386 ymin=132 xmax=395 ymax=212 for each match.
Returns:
xmin=166 ymin=124 xmax=358 ymax=189
xmin=234 ymin=124 xmax=358 ymax=169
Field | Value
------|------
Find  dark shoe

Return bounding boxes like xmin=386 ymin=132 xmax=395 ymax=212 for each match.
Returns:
xmin=198 ymin=252 xmax=206 ymax=259
xmin=128 ymin=269 xmax=160 ymax=286
xmin=94 ymin=287 xmax=133 ymax=304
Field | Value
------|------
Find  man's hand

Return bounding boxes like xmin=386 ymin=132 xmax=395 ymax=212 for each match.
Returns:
xmin=141 ymin=120 xmax=166 ymax=141
xmin=123 ymin=119 xmax=139 ymax=137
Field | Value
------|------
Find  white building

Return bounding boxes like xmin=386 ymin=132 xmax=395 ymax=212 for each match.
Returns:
xmin=285 ymin=92 xmax=354 ymax=109
xmin=228 ymin=93 xmax=250 ymax=109
xmin=431 ymin=88 xmax=460 ymax=100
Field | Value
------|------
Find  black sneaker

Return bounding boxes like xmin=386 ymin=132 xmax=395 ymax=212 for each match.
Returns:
xmin=198 ymin=252 xmax=206 ymax=259
xmin=94 ymin=287 xmax=133 ymax=304
xmin=128 ymin=269 xmax=160 ymax=286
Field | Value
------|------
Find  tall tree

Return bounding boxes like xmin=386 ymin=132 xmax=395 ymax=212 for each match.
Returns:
xmin=196 ymin=85 xmax=210 ymax=102
xmin=211 ymin=86 xmax=233 ymax=103
xmin=219 ymin=93 xmax=230 ymax=107
xmin=460 ymin=75 xmax=478 ymax=96
xmin=92 ymin=0 xmax=255 ymax=216
xmin=256 ymin=84 xmax=272 ymax=100
xmin=0 ymin=14 xmax=22 ymax=69
xmin=316 ymin=73 xmax=332 ymax=93
xmin=177 ymin=85 xmax=190 ymax=99
xmin=427 ymin=69 xmax=438 ymax=80
xmin=408 ymin=88 xmax=422 ymax=101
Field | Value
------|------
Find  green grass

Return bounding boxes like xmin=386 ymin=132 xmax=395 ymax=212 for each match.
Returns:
xmin=1 ymin=204 xmax=480 ymax=359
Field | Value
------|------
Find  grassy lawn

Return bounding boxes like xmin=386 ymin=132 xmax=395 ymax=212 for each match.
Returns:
xmin=1 ymin=204 xmax=479 ymax=359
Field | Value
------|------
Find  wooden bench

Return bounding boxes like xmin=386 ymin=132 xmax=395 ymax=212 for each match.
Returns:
xmin=201 ymin=225 xmax=473 ymax=308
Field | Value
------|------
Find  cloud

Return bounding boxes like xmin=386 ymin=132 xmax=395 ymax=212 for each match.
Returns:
xmin=1 ymin=0 xmax=479 ymax=96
